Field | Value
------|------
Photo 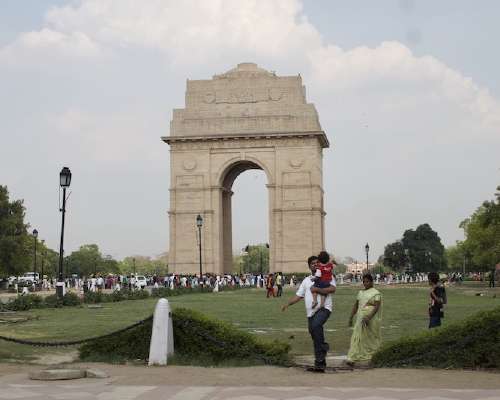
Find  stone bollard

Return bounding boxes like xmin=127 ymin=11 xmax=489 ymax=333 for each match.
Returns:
xmin=148 ymin=298 xmax=174 ymax=366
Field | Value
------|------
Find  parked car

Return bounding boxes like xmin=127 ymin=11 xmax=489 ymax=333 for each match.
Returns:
xmin=18 ymin=272 xmax=39 ymax=284
xmin=135 ymin=275 xmax=147 ymax=289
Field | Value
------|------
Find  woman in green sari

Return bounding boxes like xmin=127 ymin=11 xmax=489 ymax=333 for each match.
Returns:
xmin=347 ymin=273 xmax=382 ymax=364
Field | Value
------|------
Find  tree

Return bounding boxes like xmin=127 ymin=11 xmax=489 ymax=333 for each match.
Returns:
xmin=445 ymin=243 xmax=467 ymax=272
xmin=383 ymin=241 xmax=406 ymax=272
xmin=22 ymin=235 xmax=59 ymax=278
xmin=119 ymin=253 xmax=168 ymax=276
xmin=459 ymin=186 xmax=500 ymax=271
xmin=0 ymin=186 xmax=30 ymax=277
xmin=383 ymin=224 xmax=446 ymax=273
xmin=241 ymin=244 xmax=269 ymax=274
xmin=401 ymin=224 xmax=446 ymax=273
xmin=65 ymin=244 xmax=118 ymax=276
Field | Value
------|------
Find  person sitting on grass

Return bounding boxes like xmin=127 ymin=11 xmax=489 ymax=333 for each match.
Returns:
xmin=311 ymin=251 xmax=335 ymax=309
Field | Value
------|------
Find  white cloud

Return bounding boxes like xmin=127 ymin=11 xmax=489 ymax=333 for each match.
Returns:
xmin=43 ymin=0 xmax=322 ymax=63
xmin=308 ymin=41 xmax=500 ymax=132
xmin=5 ymin=0 xmax=498 ymax=131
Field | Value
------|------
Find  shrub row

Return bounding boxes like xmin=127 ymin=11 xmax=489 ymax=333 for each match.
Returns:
xmin=372 ymin=306 xmax=500 ymax=369
xmin=0 ymin=292 xmax=81 ymax=311
xmin=0 ymin=285 xmax=247 ymax=312
xmin=79 ymin=307 xmax=291 ymax=366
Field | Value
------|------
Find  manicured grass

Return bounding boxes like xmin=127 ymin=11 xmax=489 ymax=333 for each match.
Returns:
xmin=0 ymin=283 xmax=499 ymax=362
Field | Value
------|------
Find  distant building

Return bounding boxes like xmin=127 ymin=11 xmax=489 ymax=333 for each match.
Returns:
xmin=346 ymin=262 xmax=374 ymax=274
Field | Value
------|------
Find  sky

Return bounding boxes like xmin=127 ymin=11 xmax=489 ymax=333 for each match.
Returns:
xmin=1 ymin=0 xmax=499 ymax=263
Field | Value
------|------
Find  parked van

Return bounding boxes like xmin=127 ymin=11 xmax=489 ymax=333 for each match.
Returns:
xmin=19 ymin=272 xmax=39 ymax=284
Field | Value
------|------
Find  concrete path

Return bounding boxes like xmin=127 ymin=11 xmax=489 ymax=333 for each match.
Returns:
xmin=1 ymin=363 xmax=499 ymax=400
xmin=0 ymin=382 xmax=499 ymax=400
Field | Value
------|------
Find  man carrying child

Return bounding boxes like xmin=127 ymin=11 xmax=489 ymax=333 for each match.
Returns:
xmin=281 ymin=252 xmax=336 ymax=372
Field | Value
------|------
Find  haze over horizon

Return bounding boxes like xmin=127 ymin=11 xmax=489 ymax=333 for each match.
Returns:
xmin=1 ymin=0 xmax=499 ymax=262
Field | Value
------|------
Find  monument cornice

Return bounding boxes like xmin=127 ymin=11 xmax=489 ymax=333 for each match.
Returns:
xmin=162 ymin=131 xmax=330 ymax=148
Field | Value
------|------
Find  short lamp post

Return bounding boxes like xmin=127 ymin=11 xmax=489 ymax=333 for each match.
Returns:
xmin=196 ymin=214 xmax=203 ymax=279
xmin=365 ymin=243 xmax=370 ymax=272
xmin=33 ymin=229 xmax=38 ymax=288
xmin=57 ymin=167 xmax=72 ymax=300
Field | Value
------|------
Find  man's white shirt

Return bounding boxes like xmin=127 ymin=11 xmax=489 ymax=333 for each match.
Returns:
xmin=296 ymin=276 xmax=336 ymax=317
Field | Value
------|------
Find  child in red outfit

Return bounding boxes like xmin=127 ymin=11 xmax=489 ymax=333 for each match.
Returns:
xmin=311 ymin=251 xmax=335 ymax=309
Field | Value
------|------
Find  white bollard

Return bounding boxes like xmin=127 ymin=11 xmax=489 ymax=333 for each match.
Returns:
xmin=148 ymin=298 xmax=174 ymax=366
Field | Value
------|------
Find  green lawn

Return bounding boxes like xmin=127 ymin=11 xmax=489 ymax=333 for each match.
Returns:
xmin=0 ymin=283 xmax=499 ymax=362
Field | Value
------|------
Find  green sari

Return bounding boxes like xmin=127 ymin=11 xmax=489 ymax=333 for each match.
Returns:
xmin=347 ymin=287 xmax=382 ymax=362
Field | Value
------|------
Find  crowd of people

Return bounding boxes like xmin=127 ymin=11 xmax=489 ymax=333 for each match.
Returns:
xmin=11 ymin=267 xmax=471 ymax=297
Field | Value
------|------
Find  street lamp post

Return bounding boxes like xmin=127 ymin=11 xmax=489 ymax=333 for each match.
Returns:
xmin=196 ymin=215 xmax=203 ymax=279
xmin=365 ymin=243 xmax=370 ymax=272
xmin=133 ymin=258 xmax=136 ymax=276
xmin=57 ymin=167 xmax=72 ymax=300
xmin=41 ymin=240 xmax=45 ymax=290
xmin=404 ymin=248 xmax=412 ymax=273
xmin=33 ymin=229 xmax=38 ymax=289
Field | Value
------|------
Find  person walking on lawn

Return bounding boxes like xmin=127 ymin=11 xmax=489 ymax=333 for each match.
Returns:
xmin=281 ymin=255 xmax=336 ymax=372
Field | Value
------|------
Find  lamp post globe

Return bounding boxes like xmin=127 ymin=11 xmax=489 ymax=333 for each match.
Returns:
xmin=60 ymin=167 xmax=72 ymax=187
xmin=57 ymin=166 xmax=72 ymax=300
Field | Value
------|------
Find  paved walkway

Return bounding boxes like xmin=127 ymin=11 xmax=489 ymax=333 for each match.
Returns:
xmin=1 ymin=382 xmax=499 ymax=400
xmin=1 ymin=363 xmax=500 ymax=400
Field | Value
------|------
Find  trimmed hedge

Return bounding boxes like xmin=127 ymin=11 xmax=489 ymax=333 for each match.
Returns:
xmin=372 ymin=306 xmax=500 ymax=369
xmin=0 ymin=285 xmax=248 ymax=312
xmin=79 ymin=307 xmax=291 ymax=366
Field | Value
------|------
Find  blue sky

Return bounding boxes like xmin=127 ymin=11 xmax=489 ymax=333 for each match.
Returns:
xmin=1 ymin=1 xmax=498 ymax=264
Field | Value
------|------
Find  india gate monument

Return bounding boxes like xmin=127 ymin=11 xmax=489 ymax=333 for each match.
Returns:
xmin=162 ymin=63 xmax=329 ymax=274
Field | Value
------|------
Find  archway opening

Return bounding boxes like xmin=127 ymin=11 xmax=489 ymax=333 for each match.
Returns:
xmin=221 ymin=161 xmax=269 ymax=274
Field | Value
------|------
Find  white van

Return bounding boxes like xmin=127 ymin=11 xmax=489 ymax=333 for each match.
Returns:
xmin=135 ymin=276 xmax=147 ymax=289
xmin=19 ymin=272 xmax=39 ymax=284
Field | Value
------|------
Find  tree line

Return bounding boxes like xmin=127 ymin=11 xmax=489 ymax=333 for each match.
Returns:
xmin=381 ymin=185 xmax=499 ymax=273
xmin=0 ymin=186 xmax=167 ymax=278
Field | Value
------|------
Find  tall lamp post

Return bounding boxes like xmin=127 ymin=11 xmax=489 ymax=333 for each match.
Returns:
xmin=365 ymin=243 xmax=370 ymax=272
xmin=132 ymin=257 xmax=136 ymax=276
xmin=41 ymin=240 xmax=45 ymax=290
xmin=404 ymin=248 xmax=411 ymax=273
xmin=33 ymin=229 xmax=38 ymax=288
xmin=196 ymin=215 xmax=203 ymax=279
xmin=57 ymin=167 xmax=72 ymax=300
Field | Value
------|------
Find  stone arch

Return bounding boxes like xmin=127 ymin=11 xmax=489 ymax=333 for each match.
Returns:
xmin=163 ymin=63 xmax=329 ymax=275
xmin=218 ymin=157 xmax=272 ymax=189
xmin=219 ymin=159 xmax=270 ymax=274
